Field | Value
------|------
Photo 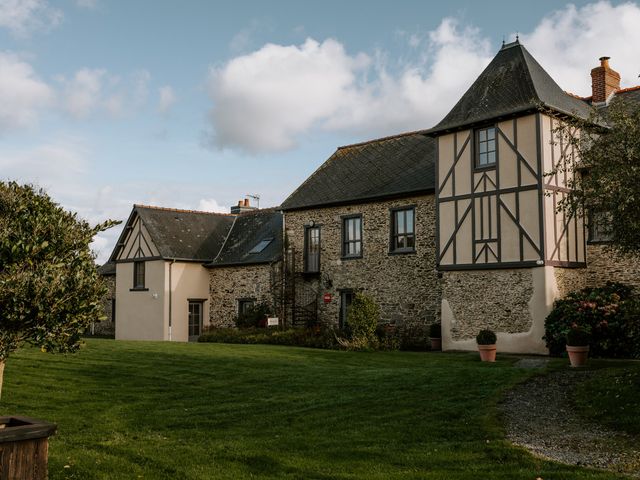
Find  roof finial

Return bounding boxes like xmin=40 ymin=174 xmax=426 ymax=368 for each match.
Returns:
xmin=502 ymin=35 xmax=505 ymax=48
xmin=516 ymin=32 xmax=519 ymax=43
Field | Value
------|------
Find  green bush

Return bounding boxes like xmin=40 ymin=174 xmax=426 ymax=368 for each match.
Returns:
xmin=543 ymin=282 xmax=639 ymax=357
xmin=198 ymin=326 xmax=339 ymax=350
xmin=346 ymin=293 xmax=380 ymax=342
xmin=476 ymin=329 xmax=497 ymax=345
xmin=235 ymin=302 xmax=271 ymax=329
xmin=375 ymin=324 xmax=401 ymax=350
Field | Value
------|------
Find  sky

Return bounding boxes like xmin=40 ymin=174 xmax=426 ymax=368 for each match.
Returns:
xmin=2 ymin=0 xmax=640 ymax=264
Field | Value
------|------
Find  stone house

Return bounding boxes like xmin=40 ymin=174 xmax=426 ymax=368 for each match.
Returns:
xmin=207 ymin=208 xmax=283 ymax=328
xmin=103 ymin=41 xmax=640 ymax=352
xmin=280 ymin=133 xmax=440 ymax=331
xmin=280 ymin=40 xmax=640 ymax=353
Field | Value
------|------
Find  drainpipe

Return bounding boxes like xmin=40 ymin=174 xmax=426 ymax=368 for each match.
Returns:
xmin=168 ymin=259 xmax=175 ymax=341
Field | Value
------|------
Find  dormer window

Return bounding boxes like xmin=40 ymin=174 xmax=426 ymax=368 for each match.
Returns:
xmin=476 ymin=126 xmax=497 ymax=167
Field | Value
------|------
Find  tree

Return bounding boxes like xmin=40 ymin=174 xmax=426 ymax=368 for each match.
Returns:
xmin=0 ymin=182 xmax=118 ymax=398
xmin=552 ymin=98 xmax=640 ymax=256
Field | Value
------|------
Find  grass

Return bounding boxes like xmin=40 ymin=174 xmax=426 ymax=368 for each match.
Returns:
xmin=574 ymin=361 xmax=640 ymax=436
xmin=0 ymin=340 xmax=629 ymax=479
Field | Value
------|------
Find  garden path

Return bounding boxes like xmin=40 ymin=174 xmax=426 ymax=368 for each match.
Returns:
xmin=500 ymin=368 xmax=640 ymax=478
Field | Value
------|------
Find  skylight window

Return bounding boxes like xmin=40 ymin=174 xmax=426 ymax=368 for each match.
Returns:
xmin=249 ymin=238 xmax=273 ymax=254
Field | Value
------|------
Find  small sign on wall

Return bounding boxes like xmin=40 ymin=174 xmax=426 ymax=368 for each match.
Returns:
xmin=323 ymin=293 xmax=332 ymax=303
xmin=267 ymin=317 xmax=279 ymax=327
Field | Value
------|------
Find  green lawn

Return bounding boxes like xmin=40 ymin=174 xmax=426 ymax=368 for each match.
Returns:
xmin=0 ymin=340 xmax=628 ymax=479
xmin=575 ymin=361 xmax=640 ymax=436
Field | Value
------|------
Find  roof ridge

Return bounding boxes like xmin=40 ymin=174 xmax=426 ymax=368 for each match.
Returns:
xmin=615 ymin=85 xmax=640 ymax=94
xmin=337 ymin=128 xmax=429 ymax=150
xmin=134 ymin=204 xmax=235 ymax=217
xmin=564 ymin=90 xmax=590 ymax=101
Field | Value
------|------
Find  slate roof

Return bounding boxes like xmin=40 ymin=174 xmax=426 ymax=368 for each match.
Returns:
xmin=429 ymin=40 xmax=593 ymax=135
xmin=207 ymin=209 xmax=283 ymax=267
xmin=97 ymin=261 xmax=116 ymax=276
xmin=132 ymin=205 xmax=235 ymax=261
xmin=280 ymin=132 xmax=435 ymax=211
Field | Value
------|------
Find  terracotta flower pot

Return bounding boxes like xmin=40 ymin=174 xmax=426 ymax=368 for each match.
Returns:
xmin=430 ymin=337 xmax=442 ymax=351
xmin=478 ymin=344 xmax=497 ymax=362
xmin=566 ymin=345 xmax=589 ymax=367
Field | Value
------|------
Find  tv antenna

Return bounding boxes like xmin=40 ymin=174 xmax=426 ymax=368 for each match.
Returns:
xmin=246 ymin=194 xmax=260 ymax=209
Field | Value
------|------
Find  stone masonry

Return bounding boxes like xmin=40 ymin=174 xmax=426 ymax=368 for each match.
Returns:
xmin=442 ymin=269 xmax=534 ymax=341
xmin=95 ymin=273 xmax=116 ymax=336
xmin=586 ymin=244 xmax=640 ymax=289
xmin=284 ymin=194 xmax=440 ymax=329
xmin=209 ymin=263 xmax=278 ymax=328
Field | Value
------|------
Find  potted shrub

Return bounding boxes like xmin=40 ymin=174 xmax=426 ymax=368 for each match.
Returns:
xmin=566 ymin=326 xmax=590 ymax=367
xmin=429 ymin=322 xmax=442 ymax=351
xmin=476 ymin=329 xmax=497 ymax=362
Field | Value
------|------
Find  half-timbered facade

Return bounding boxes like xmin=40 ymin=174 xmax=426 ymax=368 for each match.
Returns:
xmin=430 ymin=40 xmax=605 ymax=353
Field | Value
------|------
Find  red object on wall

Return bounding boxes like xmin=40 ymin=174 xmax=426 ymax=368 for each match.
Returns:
xmin=323 ymin=293 xmax=332 ymax=303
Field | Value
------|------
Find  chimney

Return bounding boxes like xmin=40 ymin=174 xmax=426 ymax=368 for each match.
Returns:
xmin=591 ymin=56 xmax=620 ymax=103
xmin=230 ymin=197 xmax=258 ymax=214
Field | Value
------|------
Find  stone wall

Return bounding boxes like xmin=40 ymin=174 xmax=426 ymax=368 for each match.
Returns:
xmin=209 ymin=263 xmax=278 ymax=328
xmin=442 ymin=269 xmax=534 ymax=341
xmin=554 ymin=267 xmax=587 ymax=299
xmin=284 ymin=194 xmax=440 ymax=329
xmin=586 ymin=244 xmax=640 ymax=289
xmin=93 ymin=274 xmax=115 ymax=337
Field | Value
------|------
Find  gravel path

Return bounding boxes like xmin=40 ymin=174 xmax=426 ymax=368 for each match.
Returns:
xmin=500 ymin=367 xmax=640 ymax=477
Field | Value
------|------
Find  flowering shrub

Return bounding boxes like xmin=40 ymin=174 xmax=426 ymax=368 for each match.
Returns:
xmin=544 ymin=282 xmax=640 ymax=357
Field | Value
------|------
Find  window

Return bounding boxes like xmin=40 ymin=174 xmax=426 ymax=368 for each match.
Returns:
xmin=391 ymin=207 xmax=416 ymax=253
xmin=342 ymin=215 xmax=362 ymax=258
xmin=133 ymin=261 xmax=145 ymax=289
xmin=238 ymin=299 xmax=255 ymax=316
xmin=249 ymin=238 xmax=273 ymax=254
xmin=476 ymin=126 xmax=497 ymax=167
xmin=339 ymin=290 xmax=355 ymax=330
xmin=589 ymin=211 xmax=613 ymax=243
xmin=188 ymin=301 xmax=203 ymax=339
xmin=304 ymin=226 xmax=321 ymax=273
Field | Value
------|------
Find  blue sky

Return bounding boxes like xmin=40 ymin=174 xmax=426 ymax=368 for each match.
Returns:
xmin=1 ymin=0 xmax=639 ymax=263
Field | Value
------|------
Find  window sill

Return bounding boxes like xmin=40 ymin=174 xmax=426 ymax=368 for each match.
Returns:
xmin=474 ymin=164 xmax=496 ymax=172
xmin=341 ymin=255 xmax=363 ymax=261
xmin=129 ymin=287 xmax=149 ymax=292
xmin=388 ymin=249 xmax=417 ymax=256
xmin=301 ymin=271 xmax=320 ymax=278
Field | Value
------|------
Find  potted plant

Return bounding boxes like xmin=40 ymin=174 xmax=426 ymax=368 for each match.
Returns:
xmin=566 ymin=326 xmax=590 ymax=367
xmin=476 ymin=329 xmax=497 ymax=362
xmin=429 ymin=322 xmax=442 ymax=351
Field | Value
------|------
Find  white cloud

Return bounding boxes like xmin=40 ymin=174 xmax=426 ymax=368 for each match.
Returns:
xmin=57 ymin=68 xmax=151 ymax=119
xmin=0 ymin=0 xmax=62 ymax=37
xmin=158 ymin=85 xmax=176 ymax=113
xmin=207 ymin=21 xmax=492 ymax=153
xmin=0 ymin=51 xmax=52 ymax=132
xmin=208 ymin=38 xmax=371 ymax=152
xmin=521 ymin=1 xmax=640 ymax=96
xmin=197 ymin=198 xmax=228 ymax=213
